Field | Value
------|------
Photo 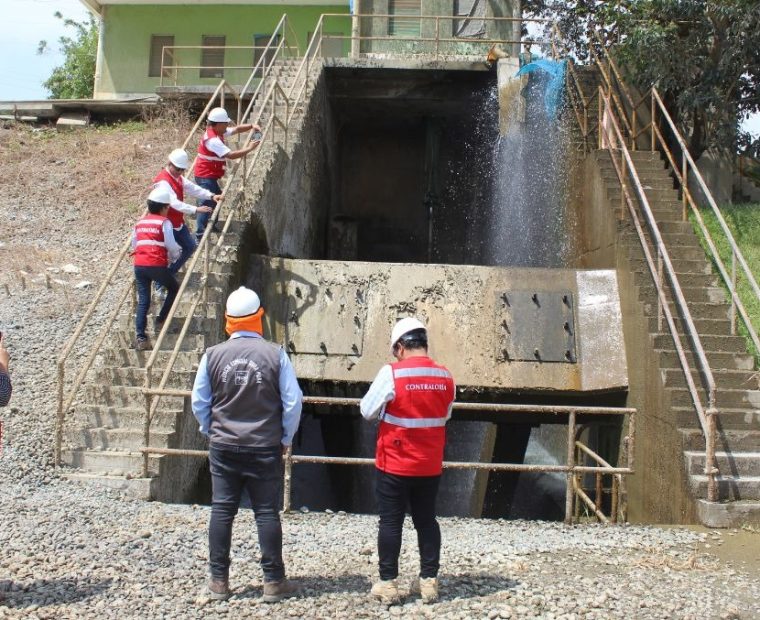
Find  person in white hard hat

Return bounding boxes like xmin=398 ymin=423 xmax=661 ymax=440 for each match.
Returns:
xmin=130 ymin=186 xmax=182 ymax=350
xmin=152 ymin=148 xmax=222 ymax=279
xmin=191 ymin=286 xmax=303 ymax=603
xmin=360 ymin=317 xmax=455 ymax=605
xmin=194 ymin=107 xmax=261 ymax=241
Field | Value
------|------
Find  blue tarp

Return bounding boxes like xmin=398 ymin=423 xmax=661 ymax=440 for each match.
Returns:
xmin=515 ymin=58 xmax=567 ymax=119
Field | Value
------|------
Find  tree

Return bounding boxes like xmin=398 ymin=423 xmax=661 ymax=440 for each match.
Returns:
xmin=38 ymin=12 xmax=98 ymax=99
xmin=524 ymin=1 xmax=760 ymax=159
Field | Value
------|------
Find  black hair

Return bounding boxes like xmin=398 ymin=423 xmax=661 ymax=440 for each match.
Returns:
xmin=397 ymin=328 xmax=428 ymax=350
xmin=147 ymin=199 xmax=168 ymax=214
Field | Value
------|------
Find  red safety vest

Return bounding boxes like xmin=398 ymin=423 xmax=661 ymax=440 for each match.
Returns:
xmin=133 ymin=214 xmax=169 ymax=267
xmin=375 ymin=356 xmax=455 ymax=477
xmin=195 ymin=127 xmax=227 ymax=179
xmin=153 ymin=168 xmax=185 ymax=229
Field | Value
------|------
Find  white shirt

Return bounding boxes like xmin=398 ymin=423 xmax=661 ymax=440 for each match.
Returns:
xmin=154 ymin=170 xmax=215 ymax=228
xmin=360 ymin=361 xmax=456 ymax=422
xmin=205 ymin=127 xmax=234 ymax=158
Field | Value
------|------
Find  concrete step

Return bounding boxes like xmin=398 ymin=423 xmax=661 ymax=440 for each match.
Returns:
xmin=663 ymin=368 xmax=760 ymax=390
xmin=643 ymin=300 xmax=731 ymax=321
xmin=597 ymin=158 xmax=665 ymax=172
xmin=669 ymin=386 xmax=760 ymax=409
xmin=99 ymin=348 xmax=202 ymax=371
xmin=681 ymin=427 xmax=760 ymax=452
xmin=696 ymin=499 xmax=760 ymax=528
xmin=601 ymin=174 xmax=674 ymax=191
xmin=634 ymin=270 xmax=718 ymax=289
xmin=630 ymin=258 xmax=714 ymax=276
xmin=69 ymin=404 xmax=182 ymax=431
xmin=686 ymin=450 xmax=760 ymax=476
xmin=647 ymin=316 xmax=733 ymax=336
xmin=626 ymin=242 xmax=709 ymax=262
xmin=656 ymin=348 xmax=755 ymax=372
xmin=674 ymin=406 xmax=760 ymax=430
xmin=61 ymin=472 xmax=155 ymax=500
xmin=639 ymin=284 xmax=728 ymax=304
xmin=92 ymin=366 xmax=196 ymax=390
xmin=66 ymin=426 xmax=175 ymax=451
xmin=622 ymin=229 xmax=704 ymax=251
xmin=116 ymin=313 xmax=222 ymax=338
xmin=62 ymin=448 xmax=162 ymax=476
xmin=113 ymin=330 xmax=208 ymax=352
xmin=608 ymin=187 xmax=678 ymax=203
xmin=689 ymin=474 xmax=760 ymax=501
xmin=83 ymin=385 xmax=187 ymax=410
xmin=652 ymin=333 xmax=747 ymax=353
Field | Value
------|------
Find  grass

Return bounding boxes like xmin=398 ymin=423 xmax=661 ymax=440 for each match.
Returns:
xmin=689 ymin=201 xmax=760 ymax=364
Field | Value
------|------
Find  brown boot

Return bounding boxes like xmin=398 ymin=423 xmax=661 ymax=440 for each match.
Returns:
xmin=262 ymin=578 xmax=298 ymax=603
xmin=370 ymin=579 xmax=401 ymax=604
xmin=410 ymin=576 xmax=439 ymax=603
xmin=207 ymin=577 xmax=231 ymax=601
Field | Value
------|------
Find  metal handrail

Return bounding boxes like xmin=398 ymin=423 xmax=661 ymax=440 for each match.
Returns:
xmin=139 ymin=398 xmax=635 ymax=524
xmin=584 ymin=33 xmax=760 ymax=356
xmin=596 ymin=89 xmax=718 ymax=501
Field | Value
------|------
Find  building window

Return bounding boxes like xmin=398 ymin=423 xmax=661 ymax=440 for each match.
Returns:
xmin=149 ymin=35 xmax=175 ymax=78
xmin=388 ymin=0 xmax=421 ymax=38
xmin=200 ymin=35 xmax=226 ymax=78
xmin=253 ymin=34 xmax=280 ymax=70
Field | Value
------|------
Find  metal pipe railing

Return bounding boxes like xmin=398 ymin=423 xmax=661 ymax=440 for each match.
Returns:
xmin=140 ymin=400 xmax=634 ymax=524
xmin=597 ymin=89 xmax=718 ymax=501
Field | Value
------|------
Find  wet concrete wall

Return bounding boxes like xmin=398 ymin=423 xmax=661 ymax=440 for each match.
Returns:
xmin=574 ymin=152 xmax=697 ymax=523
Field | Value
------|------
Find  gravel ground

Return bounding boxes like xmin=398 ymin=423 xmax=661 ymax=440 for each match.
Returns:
xmin=1 ymin=121 xmax=760 ymax=619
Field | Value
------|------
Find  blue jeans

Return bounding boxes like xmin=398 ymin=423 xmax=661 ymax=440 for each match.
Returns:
xmin=134 ymin=266 xmax=179 ymax=339
xmin=376 ymin=469 xmax=441 ymax=580
xmin=194 ymin=176 xmax=222 ymax=241
xmin=208 ymin=443 xmax=285 ymax=582
xmin=168 ymin=224 xmax=197 ymax=275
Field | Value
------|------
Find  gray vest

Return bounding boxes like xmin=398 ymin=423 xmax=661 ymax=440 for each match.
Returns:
xmin=205 ymin=336 xmax=283 ymax=447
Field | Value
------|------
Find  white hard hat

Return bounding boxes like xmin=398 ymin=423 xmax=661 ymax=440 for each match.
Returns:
xmin=226 ymin=286 xmax=261 ymax=317
xmin=208 ymin=107 xmax=233 ymax=123
xmin=390 ymin=317 xmax=426 ymax=353
xmin=168 ymin=148 xmax=189 ymax=169
xmin=148 ymin=185 xmax=173 ymax=204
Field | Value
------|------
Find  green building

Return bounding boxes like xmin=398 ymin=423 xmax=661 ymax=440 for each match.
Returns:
xmin=79 ymin=0 xmax=520 ymax=99
xmin=79 ymin=1 xmax=351 ymax=99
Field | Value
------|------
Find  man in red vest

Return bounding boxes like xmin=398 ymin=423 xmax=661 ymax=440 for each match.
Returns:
xmin=360 ymin=317 xmax=456 ymax=605
xmin=194 ymin=107 xmax=261 ymax=242
xmin=153 ymin=148 xmax=220 ymax=277
xmin=130 ymin=186 xmax=182 ymax=350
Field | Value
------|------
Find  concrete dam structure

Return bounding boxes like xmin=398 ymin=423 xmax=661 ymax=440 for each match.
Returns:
xmin=57 ymin=18 xmax=760 ymax=527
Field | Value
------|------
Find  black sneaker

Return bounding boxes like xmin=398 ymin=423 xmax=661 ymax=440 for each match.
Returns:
xmin=154 ymin=318 xmax=165 ymax=336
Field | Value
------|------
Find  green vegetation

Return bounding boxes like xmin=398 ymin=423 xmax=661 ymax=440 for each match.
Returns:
xmin=37 ymin=12 xmax=98 ymax=99
xmin=690 ymin=202 xmax=760 ymax=363
xmin=525 ymin=1 xmax=760 ymax=159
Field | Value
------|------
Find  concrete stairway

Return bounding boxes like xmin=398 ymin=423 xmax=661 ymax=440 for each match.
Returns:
xmin=61 ymin=59 xmax=324 ymax=500
xmin=598 ymin=149 xmax=760 ymax=526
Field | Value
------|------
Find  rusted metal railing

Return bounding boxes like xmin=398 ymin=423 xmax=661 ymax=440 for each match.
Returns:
xmin=593 ymin=89 xmax=718 ymax=501
xmin=570 ymin=31 xmax=760 ymax=358
xmin=54 ymin=21 xmax=294 ymax=467
xmin=140 ymin=397 xmax=635 ymax=524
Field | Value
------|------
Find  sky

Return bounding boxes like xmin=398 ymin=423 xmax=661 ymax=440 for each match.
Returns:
xmin=0 ymin=0 xmax=89 ymax=100
xmin=0 ymin=0 xmax=757 ymax=137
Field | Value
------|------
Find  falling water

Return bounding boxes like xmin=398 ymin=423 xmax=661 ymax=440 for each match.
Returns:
xmin=484 ymin=65 xmax=575 ymax=268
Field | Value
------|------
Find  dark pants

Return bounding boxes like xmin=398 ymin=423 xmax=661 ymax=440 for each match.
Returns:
xmin=133 ymin=266 xmax=179 ymax=339
xmin=209 ymin=444 xmax=285 ymax=582
xmin=194 ymin=176 xmax=222 ymax=241
xmin=168 ymin=224 xmax=197 ymax=275
xmin=375 ymin=469 xmax=441 ymax=580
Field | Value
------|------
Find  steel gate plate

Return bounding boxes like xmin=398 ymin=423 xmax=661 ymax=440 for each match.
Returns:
xmin=497 ymin=290 xmax=577 ymax=363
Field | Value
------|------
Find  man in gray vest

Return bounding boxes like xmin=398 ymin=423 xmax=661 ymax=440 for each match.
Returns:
xmin=191 ymin=286 xmax=303 ymax=603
